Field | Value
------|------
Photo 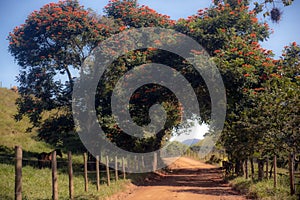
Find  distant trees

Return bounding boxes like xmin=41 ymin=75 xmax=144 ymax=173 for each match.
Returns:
xmin=164 ymin=141 xmax=189 ymax=157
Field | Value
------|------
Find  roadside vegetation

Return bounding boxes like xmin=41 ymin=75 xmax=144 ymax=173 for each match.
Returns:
xmin=230 ymin=176 xmax=297 ymax=200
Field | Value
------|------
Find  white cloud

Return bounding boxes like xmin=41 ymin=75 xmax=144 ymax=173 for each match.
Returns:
xmin=170 ymin=119 xmax=209 ymax=142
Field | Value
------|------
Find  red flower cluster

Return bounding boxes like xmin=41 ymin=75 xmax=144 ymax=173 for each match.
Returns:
xmin=105 ymin=0 xmax=175 ymax=28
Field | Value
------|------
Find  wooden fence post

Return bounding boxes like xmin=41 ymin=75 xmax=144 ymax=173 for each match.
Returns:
xmin=136 ymin=156 xmax=140 ymax=172
xmin=52 ymin=151 xmax=58 ymax=200
xmin=83 ymin=153 xmax=88 ymax=192
xmin=15 ymin=146 xmax=22 ymax=200
xmin=106 ymin=156 xmax=110 ymax=186
xmin=122 ymin=157 xmax=126 ymax=179
xmin=245 ymin=159 xmax=248 ymax=179
xmin=142 ymin=156 xmax=145 ymax=170
xmin=96 ymin=155 xmax=100 ymax=191
xmin=115 ymin=156 xmax=118 ymax=181
xmin=68 ymin=151 xmax=74 ymax=200
xmin=289 ymin=152 xmax=295 ymax=195
xmin=274 ymin=155 xmax=277 ymax=188
xmin=265 ymin=158 xmax=269 ymax=180
xmin=153 ymin=152 xmax=157 ymax=172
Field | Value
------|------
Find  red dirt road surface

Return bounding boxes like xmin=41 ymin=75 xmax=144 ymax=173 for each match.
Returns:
xmin=115 ymin=157 xmax=247 ymax=200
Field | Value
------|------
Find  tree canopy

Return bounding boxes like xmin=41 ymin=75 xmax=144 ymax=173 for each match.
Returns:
xmin=8 ymin=0 xmax=299 ymax=162
xmin=8 ymin=0 xmax=118 ymax=150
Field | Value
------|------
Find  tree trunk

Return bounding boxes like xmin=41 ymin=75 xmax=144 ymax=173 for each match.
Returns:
xmin=250 ymin=158 xmax=254 ymax=179
xmin=269 ymin=162 xmax=273 ymax=178
xmin=245 ymin=159 xmax=248 ymax=179
xmin=274 ymin=155 xmax=277 ymax=188
xmin=288 ymin=152 xmax=295 ymax=195
xmin=235 ymin=159 xmax=243 ymax=176
xmin=83 ymin=153 xmax=88 ymax=192
xmin=265 ymin=158 xmax=269 ymax=180
xmin=258 ymin=159 xmax=264 ymax=181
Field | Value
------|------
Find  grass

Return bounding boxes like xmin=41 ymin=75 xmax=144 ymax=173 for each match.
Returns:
xmin=230 ymin=175 xmax=299 ymax=200
xmin=0 ymin=163 xmax=130 ymax=200
xmin=0 ymin=88 xmax=52 ymax=153
xmin=0 ymin=88 xmax=136 ymax=199
xmin=0 ymin=88 xmax=29 ymax=134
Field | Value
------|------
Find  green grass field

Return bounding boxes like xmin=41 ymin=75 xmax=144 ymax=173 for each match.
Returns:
xmin=0 ymin=162 xmax=130 ymax=200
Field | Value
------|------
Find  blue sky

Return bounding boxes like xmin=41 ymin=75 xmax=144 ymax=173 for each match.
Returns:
xmin=0 ymin=0 xmax=299 ymax=88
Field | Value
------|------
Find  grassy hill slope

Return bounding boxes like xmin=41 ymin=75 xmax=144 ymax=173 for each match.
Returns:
xmin=0 ymin=88 xmax=52 ymax=154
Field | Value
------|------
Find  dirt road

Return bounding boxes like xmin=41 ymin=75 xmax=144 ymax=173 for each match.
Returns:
xmin=116 ymin=157 xmax=247 ymax=200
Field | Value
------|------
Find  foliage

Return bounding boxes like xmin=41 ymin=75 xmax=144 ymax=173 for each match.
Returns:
xmin=253 ymin=42 xmax=300 ymax=154
xmin=176 ymin=2 xmax=269 ymax=54
xmin=8 ymin=0 xmax=118 ymax=148
xmin=104 ymin=0 xmax=175 ymax=28
xmin=8 ymin=0 xmax=186 ymax=152
xmin=94 ymin=0 xmax=210 ymax=152
xmin=7 ymin=0 xmax=299 ymax=172
xmin=175 ymin=1 xmax=274 ymax=165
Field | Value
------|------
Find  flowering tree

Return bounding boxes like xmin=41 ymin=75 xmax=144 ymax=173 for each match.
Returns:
xmin=174 ymin=0 xmax=282 ymax=173
xmin=8 ymin=0 xmax=117 ymax=148
xmin=96 ymin=0 xmax=182 ymax=151
xmin=255 ymin=43 xmax=300 ymax=154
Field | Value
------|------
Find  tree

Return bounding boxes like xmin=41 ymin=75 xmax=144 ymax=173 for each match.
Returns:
xmin=9 ymin=0 xmax=185 ymax=152
xmin=95 ymin=0 xmax=192 ymax=152
xmin=256 ymin=42 xmax=300 ymax=154
xmin=174 ymin=0 xmax=275 ymax=173
xmin=215 ymin=35 xmax=275 ymax=174
xmin=8 ymin=0 xmax=118 ymax=149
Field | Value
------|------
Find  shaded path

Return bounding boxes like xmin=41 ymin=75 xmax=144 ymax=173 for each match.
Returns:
xmin=118 ymin=157 xmax=247 ymax=200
